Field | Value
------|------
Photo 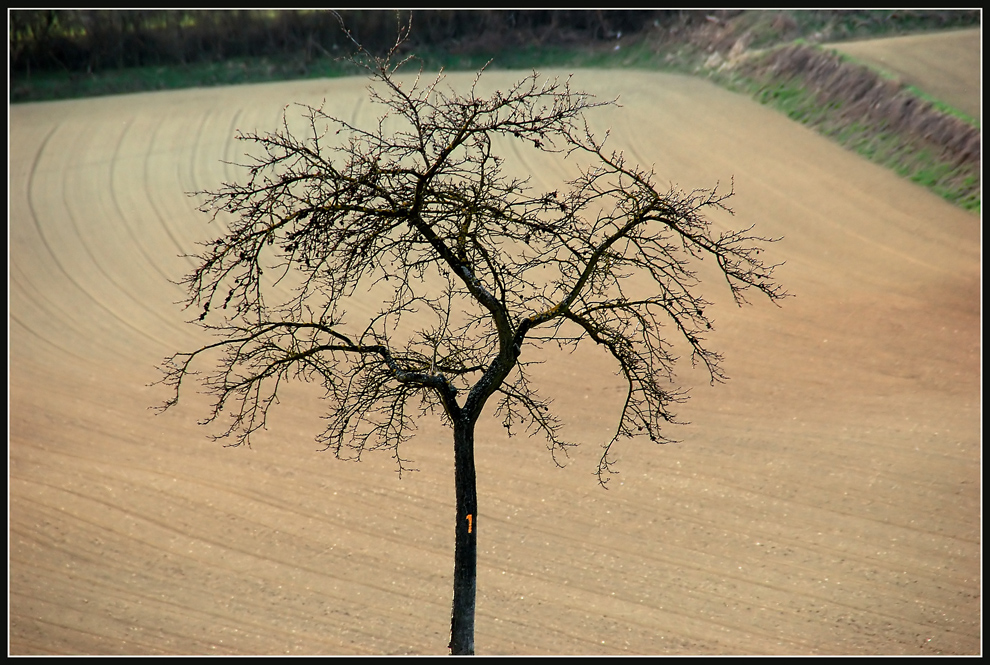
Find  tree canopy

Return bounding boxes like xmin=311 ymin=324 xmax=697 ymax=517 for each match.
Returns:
xmin=158 ymin=24 xmax=787 ymax=485
xmin=156 ymin=20 xmax=786 ymax=653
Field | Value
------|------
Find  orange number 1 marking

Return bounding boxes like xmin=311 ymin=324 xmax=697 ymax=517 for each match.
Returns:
xmin=466 ymin=514 xmax=473 ymax=534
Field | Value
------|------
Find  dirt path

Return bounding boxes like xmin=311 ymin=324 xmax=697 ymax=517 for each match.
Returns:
xmin=9 ymin=45 xmax=980 ymax=655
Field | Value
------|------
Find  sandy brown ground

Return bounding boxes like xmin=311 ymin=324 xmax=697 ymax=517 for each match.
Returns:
xmin=9 ymin=32 xmax=981 ymax=655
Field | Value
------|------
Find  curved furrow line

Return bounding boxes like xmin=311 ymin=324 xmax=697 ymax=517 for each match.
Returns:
xmin=222 ymin=107 xmax=244 ymax=168
xmin=15 ymin=120 xmax=136 ymax=364
xmin=115 ymin=113 xmax=189 ymax=284
xmin=347 ymin=90 xmax=367 ymax=131
xmin=8 ymin=224 xmax=101 ymax=368
xmin=10 ymin=120 xmax=78 ymax=354
xmin=181 ymin=103 xmax=250 ymax=247
xmin=50 ymin=113 xmax=190 ymax=358
xmin=186 ymin=105 xmax=227 ymax=218
xmin=217 ymin=106 xmax=248 ymax=188
xmin=8 ymin=309 xmax=93 ymax=368
xmin=104 ymin=113 xmax=214 ymax=352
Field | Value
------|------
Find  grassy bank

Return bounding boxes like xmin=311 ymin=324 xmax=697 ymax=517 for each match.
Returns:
xmin=705 ymin=42 xmax=980 ymax=212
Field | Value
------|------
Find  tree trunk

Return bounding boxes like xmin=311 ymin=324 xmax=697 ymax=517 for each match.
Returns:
xmin=449 ymin=416 xmax=478 ymax=655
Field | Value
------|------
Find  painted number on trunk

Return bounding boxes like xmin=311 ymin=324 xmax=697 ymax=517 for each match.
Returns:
xmin=466 ymin=514 xmax=473 ymax=533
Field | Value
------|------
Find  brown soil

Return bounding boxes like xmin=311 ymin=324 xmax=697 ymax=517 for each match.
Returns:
xmin=9 ymin=42 xmax=980 ymax=656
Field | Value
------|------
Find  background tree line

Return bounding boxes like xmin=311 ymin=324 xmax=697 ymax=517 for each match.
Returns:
xmin=11 ymin=9 xmax=978 ymax=81
xmin=9 ymin=9 xmax=670 ymax=76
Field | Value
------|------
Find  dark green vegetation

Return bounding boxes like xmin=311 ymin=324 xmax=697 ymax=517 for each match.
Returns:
xmin=9 ymin=9 xmax=658 ymax=100
xmin=10 ymin=10 xmax=979 ymax=207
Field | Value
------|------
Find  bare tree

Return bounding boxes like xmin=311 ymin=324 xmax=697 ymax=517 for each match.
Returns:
xmin=156 ymin=19 xmax=786 ymax=656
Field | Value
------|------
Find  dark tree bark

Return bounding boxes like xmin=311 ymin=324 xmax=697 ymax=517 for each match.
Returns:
xmin=449 ymin=416 xmax=478 ymax=655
